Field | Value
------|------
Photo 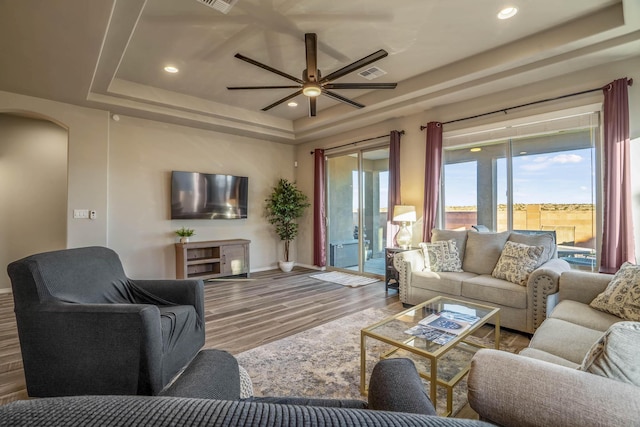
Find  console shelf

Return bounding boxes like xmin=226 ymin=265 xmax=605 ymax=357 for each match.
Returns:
xmin=175 ymin=239 xmax=250 ymax=280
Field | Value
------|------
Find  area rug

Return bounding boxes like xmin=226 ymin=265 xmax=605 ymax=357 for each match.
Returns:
xmin=235 ymin=307 xmax=529 ymax=416
xmin=309 ymin=271 xmax=380 ymax=287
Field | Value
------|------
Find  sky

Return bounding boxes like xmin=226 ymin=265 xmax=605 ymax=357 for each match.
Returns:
xmin=444 ymin=147 xmax=595 ymax=206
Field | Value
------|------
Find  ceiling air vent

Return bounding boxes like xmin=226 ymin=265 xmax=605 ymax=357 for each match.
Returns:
xmin=195 ymin=0 xmax=239 ymax=14
xmin=358 ymin=66 xmax=387 ymax=80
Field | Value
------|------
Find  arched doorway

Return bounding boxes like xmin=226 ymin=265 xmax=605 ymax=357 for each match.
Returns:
xmin=0 ymin=113 xmax=68 ymax=290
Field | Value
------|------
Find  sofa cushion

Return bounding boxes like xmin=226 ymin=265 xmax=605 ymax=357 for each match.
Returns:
xmin=463 ymin=231 xmax=510 ymax=275
xmin=432 ymin=229 xmax=468 ymax=262
xmin=550 ymin=300 xmax=622 ymax=332
xmin=579 ymin=321 xmax=640 ymax=387
xmin=411 ymin=271 xmax=476 ymax=296
xmin=590 ymin=262 xmax=640 ymax=321
xmin=461 ymin=275 xmax=526 ymax=309
xmin=528 ymin=318 xmax=605 ymax=365
xmin=508 ymin=231 xmax=556 ymax=265
xmin=419 ymin=240 xmax=463 ymax=272
xmin=519 ymin=347 xmax=580 ymax=369
xmin=491 ymin=241 xmax=544 ymax=285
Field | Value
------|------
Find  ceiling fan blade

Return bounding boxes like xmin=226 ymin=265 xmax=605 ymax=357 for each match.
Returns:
xmin=228 ymin=85 xmax=301 ymax=90
xmin=261 ymin=90 xmax=303 ymax=111
xmin=305 ymin=33 xmax=318 ymax=82
xmin=323 ymin=90 xmax=365 ymax=109
xmin=323 ymin=82 xmax=397 ymax=90
xmin=234 ymin=53 xmax=304 ymax=84
xmin=320 ymin=49 xmax=389 ymax=84
xmin=309 ymin=97 xmax=317 ymax=117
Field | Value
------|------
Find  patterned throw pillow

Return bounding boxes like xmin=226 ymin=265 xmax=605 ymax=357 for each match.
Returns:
xmin=590 ymin=262 xmax=640 ymax=321
xmin=579 ymin=321 xmax=640 ymax=387
xmin=419 ymin=240 xmax=463 ymax=272
xmin=491 ymin=241 xmax=544 ymax=285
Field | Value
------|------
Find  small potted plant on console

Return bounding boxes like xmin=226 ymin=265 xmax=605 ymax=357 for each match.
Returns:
xmin=176 ymin=227 xmax=195 ymax=243
xmin=265 ymin=178 xmax=310 ymax=272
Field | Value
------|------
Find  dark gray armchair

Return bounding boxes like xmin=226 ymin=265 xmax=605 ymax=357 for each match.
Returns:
xmin=7 ymin=246 xmax=205 ymax=397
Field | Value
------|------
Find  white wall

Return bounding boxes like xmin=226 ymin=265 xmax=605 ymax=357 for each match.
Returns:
xmin=0 ymin=91 xmax=296 ymax=290
xmin=0 ymin=90 xmax=109 ymax=251
xmin=294 ymin=56 xmax=640 ymax=267
xmin=0 ymin=114 xmax=67 ymax=289
xmin=107 ymin=116 xmax=295 ymax=279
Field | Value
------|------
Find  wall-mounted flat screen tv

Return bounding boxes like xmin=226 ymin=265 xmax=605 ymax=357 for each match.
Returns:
xmin=171 ymin=171 xmax=248 ymax=219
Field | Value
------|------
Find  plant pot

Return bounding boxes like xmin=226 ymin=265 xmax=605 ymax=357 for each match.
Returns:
xmin=179 ymin=237 xmax=190 ymax=243
xmin=278 ymin=261 xmax=294 ymax=272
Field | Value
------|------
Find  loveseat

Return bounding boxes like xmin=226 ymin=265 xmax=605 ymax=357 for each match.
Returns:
xmin=467 ymin=268 xmax=640 ymax=427
xmin=0 ymin=353 xmax=491 ymax=427
xmin=394 ymin=229 xmax=571 ymax=333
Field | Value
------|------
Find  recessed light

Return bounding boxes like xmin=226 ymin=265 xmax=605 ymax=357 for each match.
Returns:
xmin=498 ymin=7 xmax=518 ymax=19
xmin=287 ymin=101 xmax=298 ymax=107
xmin=470 ymin=147 xmax=482 ymax=152
xmin=519 ymin=151 xmax=527 ymax=155
xmin=164 ymin=65 xmax=179 ymax=74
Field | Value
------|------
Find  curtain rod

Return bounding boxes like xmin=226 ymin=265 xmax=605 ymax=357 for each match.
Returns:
xmin=419 ymin=78 xmax=633 ymax=131
xmin=310 ymin=130 xmax=404 ymax=155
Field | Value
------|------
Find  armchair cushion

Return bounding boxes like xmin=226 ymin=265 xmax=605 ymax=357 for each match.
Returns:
xmin=589 ymin=262 xmax=640 ymax=321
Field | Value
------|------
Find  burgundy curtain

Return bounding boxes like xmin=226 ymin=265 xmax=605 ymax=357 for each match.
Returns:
xmin=313 ymin=149 xmax=327 ymax=267
xmin=600 ymin=78 xmax=635 ymax=273
xmin=386 ymin=130 xmax=402 ymax=247
xmin=422 ymin=122 xmax=443 ymax=242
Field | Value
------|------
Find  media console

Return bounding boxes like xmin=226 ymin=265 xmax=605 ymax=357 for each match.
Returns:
xmin=175 ymin=239 xmax=250 ymax=280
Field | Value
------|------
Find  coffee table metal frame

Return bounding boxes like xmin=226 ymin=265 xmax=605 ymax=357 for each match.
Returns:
xmin=360 ymin=296 xmax=500 ymax=416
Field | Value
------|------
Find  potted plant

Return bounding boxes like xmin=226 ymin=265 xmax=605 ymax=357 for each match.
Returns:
xmin=176 ymin=227 xmax=195 ymax=243
xmin=265 ymin=178 xmax=310 ymax=272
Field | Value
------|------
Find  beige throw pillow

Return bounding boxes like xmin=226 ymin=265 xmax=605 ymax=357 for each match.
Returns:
xmin=590 ymin=262 xmax=640 ymax=321
xmin=491 ymin=241 xmax=544 ymax=285
xmin=579 ymin=321 xmax=640 ymax=387
xmin=419 ymin=240 xmax=463 ymax=272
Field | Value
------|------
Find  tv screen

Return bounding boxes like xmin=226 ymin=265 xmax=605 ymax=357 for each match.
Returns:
xmin=171 ymin=171 xmax=248 ymax=219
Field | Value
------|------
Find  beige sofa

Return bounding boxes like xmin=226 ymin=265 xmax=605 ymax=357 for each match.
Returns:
xmin=394 ymin=230 xmax=571 ymax=333
xmin=467 ymin=270 xmax=640 ymax=426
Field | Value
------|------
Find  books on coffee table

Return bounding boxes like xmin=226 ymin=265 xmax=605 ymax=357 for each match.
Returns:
xmin=419 ymin=311 xmax=479 ymax=335
xmin=404 ymin=309 xmax=482 ymax=344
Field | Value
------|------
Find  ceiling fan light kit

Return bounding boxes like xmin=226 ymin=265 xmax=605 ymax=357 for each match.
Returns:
xmin=227 ymin=33 xmax=397 ymax=117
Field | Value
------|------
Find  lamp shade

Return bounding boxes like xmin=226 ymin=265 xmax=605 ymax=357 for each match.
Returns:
xmin=393 ymin=205 xmax=416 ymax=222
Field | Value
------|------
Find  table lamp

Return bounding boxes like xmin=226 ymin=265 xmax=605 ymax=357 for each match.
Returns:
xmin=393 ymin=205 xmax=416 ymax=248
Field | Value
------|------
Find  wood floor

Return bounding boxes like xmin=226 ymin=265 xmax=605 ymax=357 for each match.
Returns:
xmin=0 ymin=267 xmax=399 ymax=406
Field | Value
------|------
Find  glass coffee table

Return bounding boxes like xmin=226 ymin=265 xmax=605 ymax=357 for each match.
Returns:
xmin=360 ymin=296 xmax=500 ymax=416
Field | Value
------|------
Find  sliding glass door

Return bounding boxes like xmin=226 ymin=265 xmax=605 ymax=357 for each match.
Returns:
xmin=326 ymin=147 xmax=389 ymax=276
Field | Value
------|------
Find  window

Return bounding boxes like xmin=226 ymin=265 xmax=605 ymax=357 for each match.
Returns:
xmin=441 ymin=112 xmax=599 ymax=270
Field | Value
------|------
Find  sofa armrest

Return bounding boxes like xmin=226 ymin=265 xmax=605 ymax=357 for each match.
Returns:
xmin=134 ymin=279 xmax=205 ymax=321
xmin=368 ymin=358 xmax=436 ymax=415
xmin=393 ymin=249 xmax=424 ymax=303
xmin=468 ymin=349 xmax=640 ymax=427
xmin=526 ymin=258 xmax=571 ymax=330
xmin=558 ymin=270 xmax=612 ymax=304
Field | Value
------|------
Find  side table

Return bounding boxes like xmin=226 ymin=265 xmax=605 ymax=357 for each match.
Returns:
xmin=385 ymin=246 xmax=419 ymax=292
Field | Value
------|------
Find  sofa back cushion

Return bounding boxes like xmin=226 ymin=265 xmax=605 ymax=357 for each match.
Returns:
xmin=508 ymin=231 xmax=556 ymax=265
xmin=463 ymin=231 xmax=510 ymax=275
xmin=431 ymin=229 xmax=468 ymax=262
xmin=579 ymin=321 xmax=640 ymax=387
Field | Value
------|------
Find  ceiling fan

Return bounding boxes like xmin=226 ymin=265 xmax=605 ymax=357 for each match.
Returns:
xmin=227 ymin=33 xmax=397 ymax=117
